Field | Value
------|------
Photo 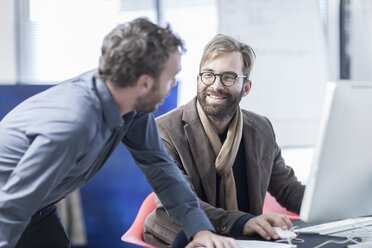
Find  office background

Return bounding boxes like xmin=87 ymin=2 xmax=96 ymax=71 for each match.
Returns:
xmin=1 ymin=0 xmax=372 ymax=247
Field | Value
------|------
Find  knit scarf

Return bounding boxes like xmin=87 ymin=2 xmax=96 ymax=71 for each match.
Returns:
xmin=196 ymin=100 xmax=243 ymax=210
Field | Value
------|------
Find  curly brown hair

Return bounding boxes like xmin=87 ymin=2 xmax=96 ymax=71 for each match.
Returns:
xmin=97 ymin=18 xmax=185 ymax=88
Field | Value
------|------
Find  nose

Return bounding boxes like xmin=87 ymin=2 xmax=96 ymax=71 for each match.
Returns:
xmin=210 ymin=75 xmax=225 ymax=89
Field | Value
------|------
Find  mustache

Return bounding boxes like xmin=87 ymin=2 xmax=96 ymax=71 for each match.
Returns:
xmin=202 ymin=88 xmax=230 ymax=97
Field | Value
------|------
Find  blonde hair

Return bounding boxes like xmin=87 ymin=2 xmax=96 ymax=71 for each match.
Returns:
xmin=199 ymin=34 xmax=255 ymax=79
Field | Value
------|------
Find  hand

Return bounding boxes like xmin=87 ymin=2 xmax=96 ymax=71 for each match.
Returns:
xmin=242 ymin=213 xmax=292 ymax=240
xmin=185 ymin=230 xmax=238 ymax=248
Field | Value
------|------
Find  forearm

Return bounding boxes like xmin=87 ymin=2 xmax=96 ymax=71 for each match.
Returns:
xmin=138 ymin=154 xmax=214 ymax=239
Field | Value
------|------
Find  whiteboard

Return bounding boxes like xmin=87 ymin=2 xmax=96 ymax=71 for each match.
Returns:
xmin=218 ymin=0 xmax=328 ymax=147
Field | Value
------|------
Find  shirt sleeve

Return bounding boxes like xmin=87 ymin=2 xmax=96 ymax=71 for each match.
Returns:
xmin=0 ymin=116 xmax=91 ymax=247
xmin=122 ymin=112 xmax=215 ymax=240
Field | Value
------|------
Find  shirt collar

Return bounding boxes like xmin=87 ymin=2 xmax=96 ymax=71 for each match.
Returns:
xmin=90 ymin=71 xmax=124 ymax=129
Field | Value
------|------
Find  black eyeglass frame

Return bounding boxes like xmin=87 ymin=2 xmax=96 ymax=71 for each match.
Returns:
xmin=198 ymin=72 xmax=247 ymax=87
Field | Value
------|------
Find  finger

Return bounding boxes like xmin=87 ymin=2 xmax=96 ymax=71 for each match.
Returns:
xmin=260 ymin=221 xmax=280 ymax=240
xmin=216 ymin=237 xmax=238 ymax=248
xmin=267 ymin=214 xmax=290 ymax=230
xmin=185 ymin=241 xmax=202 ymax=248
xmin=204 ymin=240 xmax=214 ymax=248
xmin=226 ymin=237 xmax=239 ymax=248
xmin=253 ymin=224 xmax=272 ymax=240
xmin=211 ymin=238 xmax=223 ymax=248
xmin=267 ymin=225 xmax=281 ymax=240
xmin=214 ymin=237 xmax=238 ymax=248
xmin=275 ymin=214 xmax=292 ymax=230
xmin=281 ymin=215 xmax=293 ymax=229
xmin=186 ymin=240 xmax=208 ymax=248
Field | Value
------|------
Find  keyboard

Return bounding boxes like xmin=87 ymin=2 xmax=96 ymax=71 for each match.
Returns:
xmin=328 ymin=225 xmax=372 ymax=238
xmin=294 ymin=216 xmax=372 ymax=235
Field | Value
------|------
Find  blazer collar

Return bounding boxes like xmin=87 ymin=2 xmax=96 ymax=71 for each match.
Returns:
xmin=182 ymin=98 xmax=217 ymax=205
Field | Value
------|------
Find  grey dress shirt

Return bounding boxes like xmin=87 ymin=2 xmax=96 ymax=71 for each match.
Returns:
xmin=0 ymin=70 xmax=213 ymax=247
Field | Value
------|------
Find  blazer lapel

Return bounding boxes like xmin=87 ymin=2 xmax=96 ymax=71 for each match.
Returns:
xmin=183 ymin=98 xmax=217 ymax=205
xmin=242 ymin=114 xmax=264 ymax=215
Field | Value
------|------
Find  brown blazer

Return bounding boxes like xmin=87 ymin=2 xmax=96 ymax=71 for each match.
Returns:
xmin=144 ymin=98 xmax=305 ymax=247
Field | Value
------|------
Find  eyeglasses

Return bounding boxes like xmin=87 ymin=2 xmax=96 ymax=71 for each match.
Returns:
xmin=198 ymin=72 xmax=247 ymax=87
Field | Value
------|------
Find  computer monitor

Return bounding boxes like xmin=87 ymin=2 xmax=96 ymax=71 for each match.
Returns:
xmin=300 ymin=80 xmax=372 ymax=224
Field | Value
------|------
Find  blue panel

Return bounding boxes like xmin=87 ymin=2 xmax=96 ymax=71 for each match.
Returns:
xmin=0 ymin=85 xmax=52 ymax=118
xmin=0 ymin=83 xmax=178 ymax=248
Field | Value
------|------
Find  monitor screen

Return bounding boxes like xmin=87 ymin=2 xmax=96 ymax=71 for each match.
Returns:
xmin=300 ymin=81 xmax=372 ymax=224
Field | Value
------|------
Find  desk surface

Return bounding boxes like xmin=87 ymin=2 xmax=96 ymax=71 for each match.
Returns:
xmin=294 ymin=233 xmax=359 ymax=248
xmin=237 ymin=234 xmax=359 ymax=248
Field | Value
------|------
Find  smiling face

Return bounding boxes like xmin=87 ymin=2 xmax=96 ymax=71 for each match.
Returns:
xmin=197 ymin=51 xmax=251 ymax=120
xmin=134 ymin=50 xmax=181 ymax=113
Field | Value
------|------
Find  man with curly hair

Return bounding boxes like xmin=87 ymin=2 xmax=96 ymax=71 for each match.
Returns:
xmin=0 ymin=18 xmax=236 ymax=248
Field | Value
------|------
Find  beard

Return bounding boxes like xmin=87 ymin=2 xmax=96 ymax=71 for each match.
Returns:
xmin=197 ymin=85 xmax=244 ymax=120
xmin=134 ymin=82 xmax=165 ymax=113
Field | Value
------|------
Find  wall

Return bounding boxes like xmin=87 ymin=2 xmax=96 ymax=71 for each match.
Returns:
xmin=349 ymin=0 xmax=372 ymax=80
xmin=218 ymin=0 xmax=329 ymax=147
xmin=0 ymin=0 xmax=16 ymax=84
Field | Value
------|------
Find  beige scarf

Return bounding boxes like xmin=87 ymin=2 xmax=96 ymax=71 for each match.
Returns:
xmin=196 ymin=100 xmax=243 ymax=210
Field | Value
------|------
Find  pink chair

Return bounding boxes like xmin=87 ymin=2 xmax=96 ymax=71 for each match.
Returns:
xmin=122 ymin=191 xmax=298 ymax=247
xmin=263 ymin=192 xmax=300 ymax=221
xmin=121 ymin=192 xmax=158 ymax=248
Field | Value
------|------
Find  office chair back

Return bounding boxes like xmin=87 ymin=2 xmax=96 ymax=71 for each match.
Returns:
xmin=121 ymin=192 xmax=158 ymax=248
xmin=263 ymin=192 xmax=300 ymax=221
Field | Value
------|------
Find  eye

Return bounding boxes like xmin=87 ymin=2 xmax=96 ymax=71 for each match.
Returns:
xmin=222 ymin=74 xmax=236 ymax=81
xmin=202 ymin=72 xmax=214 ymax=79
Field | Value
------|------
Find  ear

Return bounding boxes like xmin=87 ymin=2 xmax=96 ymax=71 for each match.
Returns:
xmin=136 ymin=74 xmax=155 ymax=94
xmin=242 ymin=80 xmax=252 ymax=97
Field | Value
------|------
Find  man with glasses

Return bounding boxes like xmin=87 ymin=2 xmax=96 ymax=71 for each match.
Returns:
xmin=144 ymin=34 xmax=305 ymax=247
